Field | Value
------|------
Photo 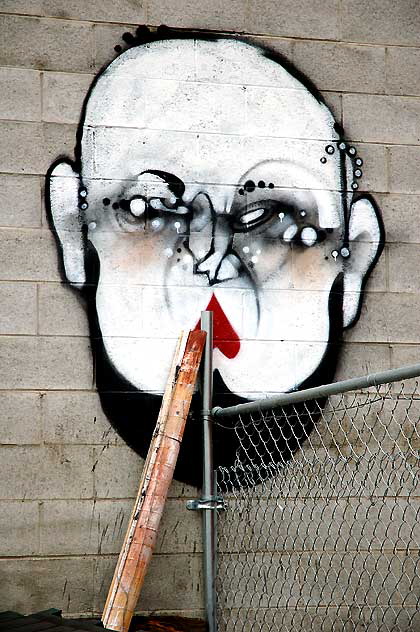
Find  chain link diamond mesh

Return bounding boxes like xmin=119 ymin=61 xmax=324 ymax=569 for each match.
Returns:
xmin=215 ymin=380 xmax=420 ymax=631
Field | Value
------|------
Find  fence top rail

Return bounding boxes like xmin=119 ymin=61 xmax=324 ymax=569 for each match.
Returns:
xmin=212 ymin=361 xmax=420 ymax=418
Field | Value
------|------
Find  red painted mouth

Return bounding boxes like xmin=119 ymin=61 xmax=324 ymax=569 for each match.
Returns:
xmin=194 ymin=293 xmax=240 ymax=359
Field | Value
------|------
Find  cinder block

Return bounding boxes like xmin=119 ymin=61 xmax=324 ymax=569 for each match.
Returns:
xmin=42 ymin=72 xmax=94 ymax=124
xmin=0 ymin=446 xmax=42 ymax=499
xmin=390 ymin=343 xmax=420 ymax=394
xmin=0 ymin=175 xmax=42 ymax=228
xmin=292 ymin=41 xmax=385 ymax=94
xmin=0 ymin=500 xmax=39 ymax=555
xmin=351 ymin=143 xmax=387 ymax=193
xmin=148 ymin=0 xmax=247 ymax=32
xmin=93 ymin=444 xmax=143 ymax=499
xmin=387 ymin=46 xmax=420 ymax=97
xmin=335 ymin=342 xmax=391 ymax=381
xmin=42 ymin=121 xmax=78 ymax=168
xmin=39 ymin=498 xmax=124 ymax=555
xmin=42 ymin=391 xmax=119 ymax=445
xmin=247 ymin=0 xmax=339 ymax=39
xmin=0 ymin=15 xmax=94 ymax=73
xmin=388 ymin=243 xmax=420 ymax=293
xmin=0 ymin=68 xmax=41 ymax=121
xmin=93 ymin=553 xmax=203 ymax=613
xmin=346 ymin=292 xmax=420 ymax=344
xmin=341 ymin=0 xmax=420 ymax=46
xmin=0 ymin=445 xmax=94 ymax=500
xmin=38 ymin=283 xmax=89 ymax=336
xmin=375 ymin=193 xmax=420 ymax=243
xmin=0 ymin=122 xmax=76 ymax=175
xmin=0 ymin=121 xmax=45 ymax=174
xmin=0 ymin=0 xmax=147 ymax=24
xmin=0 ymin=336 xmax=92 ymax=389
xmin=320 ymin=91 xmax=342 ymax=125
xmin=389 ymin=145 xmax=420 ymax=194
xmin=343 ymin=94 xmax=420 ymax=144
xmin=0 ymin=229 xmax=60 ymax=281
xmin=40 ymin=497 xmax=201 ymax=557
xmin=93 ymin=23 xmax=136 ymax=73
xmin=0 ymin=392 xmax=42 ymax=444
xmin=0 ymin=556 xmax=94 ymax=615
xmin=0 ymin=282 xmax=37 ymax=334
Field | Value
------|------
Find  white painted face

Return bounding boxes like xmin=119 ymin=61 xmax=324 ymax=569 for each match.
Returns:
xmin=49 ymin=38 xmax=382 ymax=400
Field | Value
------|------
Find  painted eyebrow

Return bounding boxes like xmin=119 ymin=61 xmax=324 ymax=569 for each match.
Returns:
xmin=137 ymin=169 xmax=186 ymax=199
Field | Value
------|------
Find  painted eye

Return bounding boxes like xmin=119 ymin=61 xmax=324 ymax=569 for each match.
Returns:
xmin=240 ymin=208 xmax=266 ymax=225
xmin=130 ymin=197 xmax=146 ymax=217
xmin=300 ymin=226 xmax=318 ymax=247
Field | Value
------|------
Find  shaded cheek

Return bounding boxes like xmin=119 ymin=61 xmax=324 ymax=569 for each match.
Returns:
xmin=292 ymin=246 xmax=340 ymax=290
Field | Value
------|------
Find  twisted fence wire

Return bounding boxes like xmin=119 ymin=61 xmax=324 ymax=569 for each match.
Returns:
xmin=215 ymin=380 xmax=420 ymax=631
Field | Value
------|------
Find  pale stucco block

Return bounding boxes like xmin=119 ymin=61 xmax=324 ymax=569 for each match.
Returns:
xmin=43 ymin=72 xmax=94 ymax=124
xmin=0 ymin=445 xmax=94 ymax=500
xmin=42 ymin=391 xmax=119 ymax=445
xmin=0 ymin=175 xmax=41 ymax=228
xmin=390 ymin=343 xmax=420 ymax=394
xmin=352 ymin=144 xmax=387 ymax=194
xmin=247 ymin=0 xmax=339 ymax=40
xmin=0 ymin=122 xmax=45 ymax=174
xmin=0 ymin=15 xmax=94 ymax=73
xmin=93 ymin=553 xmax=203 ymax=613
xmin=42 ymin=122 xmax=78 ymax=168
xmin=93 ymin=23 xmax=136 ymax=72
xmin=0 ymin=229 xmax=60 ymax=281
xmin=39 ymin=498 xmax=126 ymax=555
xmin=0 ymin=122 xmax=76 ymax=175
xmin=343 ymin=94 xmax=420 ymax=144
xmin=93 ymin=444 xmax=199 ymax=500
xmin=43 ymin=497 xmax=201 ymax=557
xmin=292 ymin=41 xmax=385 ymax=94
xmin=388 ymin=243 xmax=420 ymax=293
xmin=0 ymin=282 xmax=37 ymax=334
xmin=335 ymin=342 xmax=390 ymax=381
xmin=361 ymin=244 xmax=387 ymax=292
xmin=298 ymin=550 xmax=419 ymax=606
xmin=0 ymin=556 xmax=94 ymax=615
xmin=0 ymin=392 xmax=42 ymax=445
xmin=0 ymin=500 xmax=39 ymax=555
xmin=38 ymin=283 xmax=89 ymax=336
xmin=0 ymin=336 xmax=92 ymax=389
xmin=0 ymin=0 xmax=146 ymax=23
xmin=93 ymin=444 xmax=143 ymax=499
xmin=375 ymin=193 xmax=420 ymax=243
xmin=0 ymin=68 xmax=41 ymax=121
xmin=341 ymin=0 xmax=420 ymax=46
xmin=346 ymin=292 xmax=420 ymax=344
xmin=320 ymin=91 xmax=342 ymax=125
xmin=148 ymin=0 xmax=247 ymax=31
xmin=389 ymin=146 xmax=420 ymax=194
xmin=386 ymin=46 xmax=420 ymax=97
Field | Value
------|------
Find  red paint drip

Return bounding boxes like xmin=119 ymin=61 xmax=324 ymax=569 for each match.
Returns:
xmin=194 ymin=293 xmax=240 ymax=359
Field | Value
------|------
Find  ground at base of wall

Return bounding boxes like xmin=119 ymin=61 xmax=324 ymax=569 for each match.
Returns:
xmin=130 ymin=616 xmax=206 ymax=632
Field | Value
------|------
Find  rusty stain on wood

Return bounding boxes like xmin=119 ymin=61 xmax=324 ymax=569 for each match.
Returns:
xmin=102 ymin=330 xmax=206 ymax=632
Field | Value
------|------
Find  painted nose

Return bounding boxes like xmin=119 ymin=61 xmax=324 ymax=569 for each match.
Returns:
xmin=196 ymin=214 xmax=237 ymax=283
xmin=189 ymin=193 xmax=240 ymax=284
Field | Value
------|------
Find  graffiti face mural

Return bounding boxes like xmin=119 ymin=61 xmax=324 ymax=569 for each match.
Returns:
xmin=47 ymin=36 xmax=384 ymax=486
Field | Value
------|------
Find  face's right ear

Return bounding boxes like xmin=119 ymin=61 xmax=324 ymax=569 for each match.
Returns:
xmin=47 ymin=160 xmax=86 ymax=288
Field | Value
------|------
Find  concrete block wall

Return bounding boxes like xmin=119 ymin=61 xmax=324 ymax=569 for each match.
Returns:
xmin=0 ymin=0 xmax=419 ymax=621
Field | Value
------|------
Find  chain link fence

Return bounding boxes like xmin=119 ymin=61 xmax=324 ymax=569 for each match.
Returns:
xmin=214 ymin=376 xmax=420 ymax=631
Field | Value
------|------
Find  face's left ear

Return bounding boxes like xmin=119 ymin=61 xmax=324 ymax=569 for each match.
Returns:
xmin=342 ymin=196 xmax=384 ymax=329
xmin=47 ymin=159 xmax=86 ymax=289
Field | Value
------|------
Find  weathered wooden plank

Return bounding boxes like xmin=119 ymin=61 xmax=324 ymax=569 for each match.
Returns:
xmin=102 ymin=330 xmax=206 ymax=632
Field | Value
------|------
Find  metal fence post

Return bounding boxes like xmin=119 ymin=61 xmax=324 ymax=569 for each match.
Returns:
xmin=200 ymin=310 xmax=217 ymax=632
